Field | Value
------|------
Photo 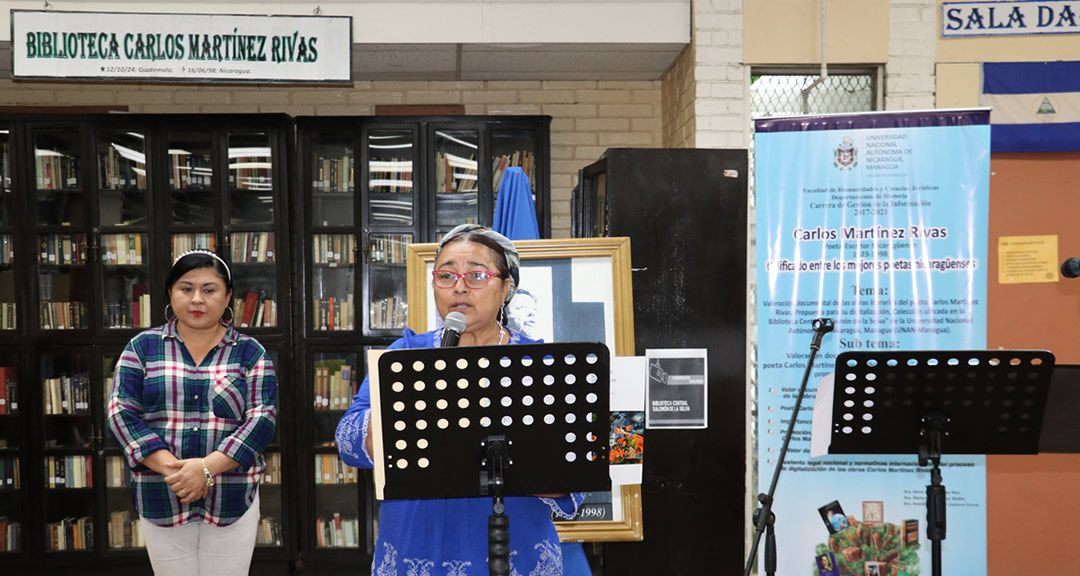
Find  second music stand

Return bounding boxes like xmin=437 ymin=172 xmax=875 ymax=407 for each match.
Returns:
xmin=831 ymin=349 xmax=1054 ymax=576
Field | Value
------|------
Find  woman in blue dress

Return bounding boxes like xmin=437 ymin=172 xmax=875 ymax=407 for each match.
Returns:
xmin=337 ymin=224 xmax=582 ymax=576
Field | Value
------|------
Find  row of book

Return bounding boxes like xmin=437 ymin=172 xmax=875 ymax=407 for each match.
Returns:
xmin=105 ymin=294 xmax=153 ymax=329
xmin=492 ymin=150 xmax=536 ymax=197
xmin=100 ymin=233 xmax=145 ymax=265
xmin=36 ymin=152 xmax=80 ymax=190
xmin=256 ymin=515 xmax=283 ymax=547
xmin=106 ymin=456 xmax=129 ymax=488
xmin=370 ymin=234 xmax=411 ymax=265
xmin=40 ymin=301 xmax=88 ymax=330
xmin=0 ymin=518 xmax=20 ymax=552
xmin=314 ymin=454 xmax=358 ymax=485
xmin=99 ymin=144 xmax=147 ymax=190
xmin=369 ymin=157 xmax=414 ymax=194
xmin=45 ymin=455 xmax=92 ymax=489
xmin=0 ymin=365 xmax=17 ymax=414
xmin=228 ymin=158 xmax=273 ymax=190
xmin=312 ymin=154 xmax=356 ymax=193
xmin=370 ymin=296 xmax=407 ymax=331
xmin=313 ymin=362 xmax=357 ymax=411
xmin=0 ymin=235 xmax=13 ymax=265
xmin=230 ymin=232 xmax=275 ymax=264
xmin=262 ymin=452 xmax=282 ymax=485
xmin=232 ymin=292 xmax=278 ymax=329
xmin=168 ymin=154 xmax=212 ymax=190
xmin=312 ymin=295 xmax=354 ymax=332
xmin=435 ymin=152 xmax=478 ymax=194
xmin=0 ymin=302 xmax=13 ymax=331
xmin=0 ymin=457 xmax=19 ymax=489
xmin=315 ymin=514 xmax=360 ymax=548
xmin=43 ymin=373 xmax=91 ymax=415
xmin=171 ymin=233 xmax=217 ymax=257
xmin=313 ymin=234 xmax=356 ymax=265
xmin=107 ymin=509 xmax=142 ymax=549
xmin=45 ymin=516 xmax=92 ymax=551
xmin=39 ymin=234 xmax=88 ymax=265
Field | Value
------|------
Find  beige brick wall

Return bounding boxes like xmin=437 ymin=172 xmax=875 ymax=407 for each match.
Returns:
xmin=661 ymin=44 xmax=696 ymax=148
xmin=0 ymin=78 xmax=662 ymax=238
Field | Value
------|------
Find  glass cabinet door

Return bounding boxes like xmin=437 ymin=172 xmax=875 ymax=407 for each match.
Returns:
xmin=491 ymin=128 xmax=538 ymax=203
xmin=256 ymin=348 xmax=284 ymax=549
xmin=96 ymin=131 xmax=148 ymax=228
xmin=432 ymin=128 xmax=479 ymax=237
xmin=228 ymin=131 xmax=278 ymax=330
xmin=37 ymin=233 xmax=89 ymax=331
xmin=0 ymin=128 xmax=13 ymax=333
xmin=311 ymin=133 xmax=354 ymax=227
xmin=312 ymin=234 xmax=356 ymax=332
xmin=311 ymin=351 xmax=360 ymax=548
xmin=102 ymin=353 xmax=142 ymax=551
xmin=39 ymin=350 xmax=94 ymax=552
xmin=100 ymin=234 xmax=149 ymax=330
xmin=228 ymin=132 xmax=274 ymax=226
xmin=366 ymin=129 xmax=415 ymax=227
xmin=366 ymin=233 xmax=411 ymax=333
xmin=167 ymin=131 xmax=214 ymax=226
xmin=34 ymin=128 xmax=84 ymax=227
xmin=0 ymin=352 xmax=22 ymax=554
xmin=0 ymin=234 xmax=13 ymax=332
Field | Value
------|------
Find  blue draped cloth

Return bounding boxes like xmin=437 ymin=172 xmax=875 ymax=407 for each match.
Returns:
xmin=493 ymin=167 xmax=540 ymax=241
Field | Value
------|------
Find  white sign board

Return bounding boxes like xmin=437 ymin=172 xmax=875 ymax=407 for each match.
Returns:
xmin=942 ymin=1 xmax=1080 ymax=37
xmin=11 ymin=10 xmax=352 ymax=83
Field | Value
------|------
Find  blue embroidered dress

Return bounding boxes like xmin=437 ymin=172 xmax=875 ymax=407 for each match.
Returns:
xmin=336 ymin=327 xmax=583 ymax=576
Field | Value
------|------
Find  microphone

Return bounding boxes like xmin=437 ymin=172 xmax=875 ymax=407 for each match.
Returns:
xmin=1062 ymin=258 xmax=1080 ymax=279
xmin=442 ymin=311 xmax=467 ymax=347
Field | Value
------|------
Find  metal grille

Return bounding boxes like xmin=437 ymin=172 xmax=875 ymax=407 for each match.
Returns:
xmin=750 ymin=72 xmax=876 ymax=118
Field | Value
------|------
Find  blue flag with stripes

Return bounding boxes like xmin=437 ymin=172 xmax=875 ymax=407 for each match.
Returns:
xmin=982 ymin=61 xmax=1080 ymax=152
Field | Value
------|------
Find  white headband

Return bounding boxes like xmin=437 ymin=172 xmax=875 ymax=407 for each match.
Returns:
xmin=173 ymin=249 xmax=232 ymax=282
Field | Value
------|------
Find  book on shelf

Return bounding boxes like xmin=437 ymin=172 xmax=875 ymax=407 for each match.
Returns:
xmin=171 ymin=233 xmax=217 ymax=257
xmin=0 ymin=518 xmax=21 ymax=552
xmin=0 ymin=365 xmax=13 ymax=414
xmin=0 ymin=457 xmax=20 ymax=489
xmin=256 ymin=516 xmax=282 ymax=546
xmin=0 ymin=302 xmax=15 ymax=331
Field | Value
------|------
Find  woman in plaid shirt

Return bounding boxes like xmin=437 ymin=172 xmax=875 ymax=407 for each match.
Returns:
xmin=107 ymin=250 xmax=278 ymax=576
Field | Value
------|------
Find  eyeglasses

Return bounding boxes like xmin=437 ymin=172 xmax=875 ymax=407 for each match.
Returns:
xmin=432 ymin=269 xmax=503 ymax=289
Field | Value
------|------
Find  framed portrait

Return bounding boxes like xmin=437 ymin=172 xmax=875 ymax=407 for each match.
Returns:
xmin=406 ymin=236 xmax=643 ymax=541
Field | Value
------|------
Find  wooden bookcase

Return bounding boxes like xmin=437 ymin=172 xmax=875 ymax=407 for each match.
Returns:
xmin=293 ymin=115 xmax=550 ymax=569
xmin=0 ymin=112 xmax=551 ymax=574
xmin=0 ymin=113 xmax=294 ymax=574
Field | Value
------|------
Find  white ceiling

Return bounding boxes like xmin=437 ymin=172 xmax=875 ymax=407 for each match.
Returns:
xmin=0 ymin=41 xmax=687 ymax=81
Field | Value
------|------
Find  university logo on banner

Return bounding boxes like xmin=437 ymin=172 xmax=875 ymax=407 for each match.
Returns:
xmin=981 ymin=61 xmax=1080 ymax=152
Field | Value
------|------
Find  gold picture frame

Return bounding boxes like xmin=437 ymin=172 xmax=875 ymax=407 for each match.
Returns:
xmin=406 ymin=236 xmax=644 ymax=542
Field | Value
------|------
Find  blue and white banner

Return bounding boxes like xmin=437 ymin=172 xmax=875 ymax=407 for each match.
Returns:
xmin=982 ymin=61 xmax=1080 ymax=152
xmin=754 ymin=109 xmax=991 ymax=576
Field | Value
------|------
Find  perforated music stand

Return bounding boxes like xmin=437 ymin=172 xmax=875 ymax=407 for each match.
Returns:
xmin=830 ymin=350 xmax=1055 ymax=576
xmin=371 ymin=342 xmax=612 ymax=576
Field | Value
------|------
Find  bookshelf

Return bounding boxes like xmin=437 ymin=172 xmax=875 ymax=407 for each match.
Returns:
xmin=0 ymin=113 xmax=294 ymax=573
xmin=294 ymin=115 xmax=549 ymax=566
xmin=0 ymin=112 xmax=550 ymax=574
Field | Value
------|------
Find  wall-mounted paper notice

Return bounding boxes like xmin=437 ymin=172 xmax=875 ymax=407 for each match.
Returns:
xmin=645 ymin=349 xmax=708 ymax=429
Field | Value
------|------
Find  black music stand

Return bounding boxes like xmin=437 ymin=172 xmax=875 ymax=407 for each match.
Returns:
xmin=831 ymin=350 xmax=1055 ymax=576
xmin=372 ymin=342 xmax=612 ymax=576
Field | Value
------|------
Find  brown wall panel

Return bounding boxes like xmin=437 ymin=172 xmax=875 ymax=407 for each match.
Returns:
xmin=987 ymin=152 xmax=1080 ymax=575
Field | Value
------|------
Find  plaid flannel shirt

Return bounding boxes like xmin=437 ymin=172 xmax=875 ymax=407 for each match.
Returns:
xmin=107 ymin=319 xmax=278 ymax=527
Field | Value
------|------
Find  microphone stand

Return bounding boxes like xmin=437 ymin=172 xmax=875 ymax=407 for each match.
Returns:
xmin=743 ymin=318 xmax=834 ymax=576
